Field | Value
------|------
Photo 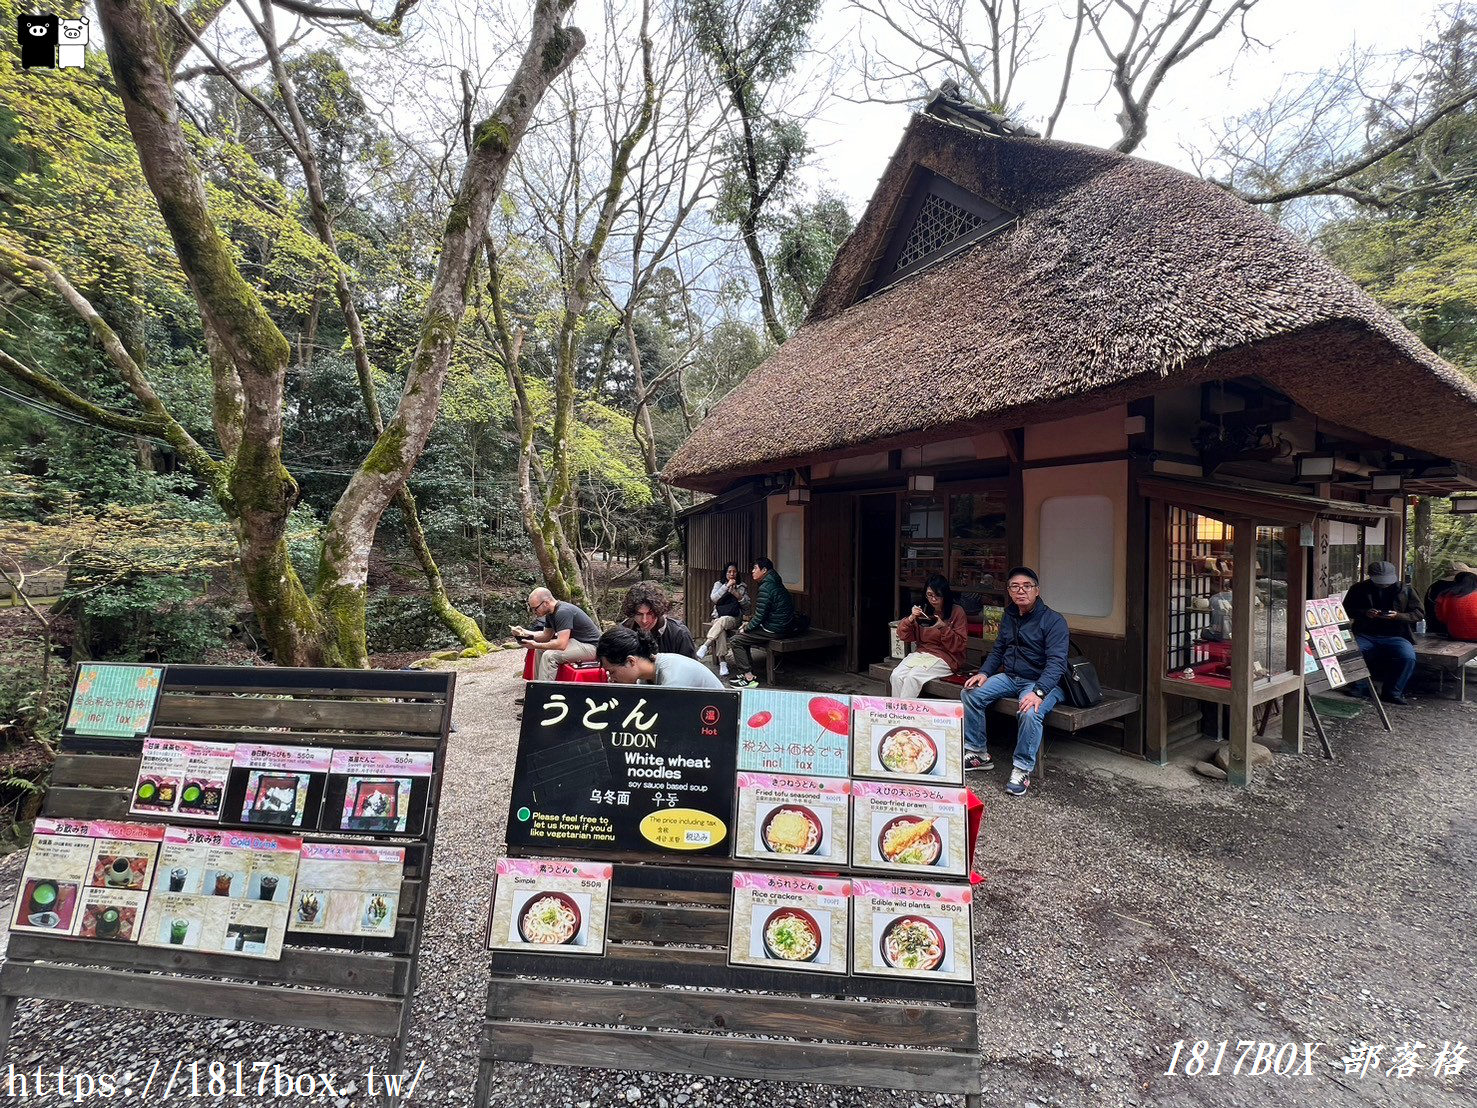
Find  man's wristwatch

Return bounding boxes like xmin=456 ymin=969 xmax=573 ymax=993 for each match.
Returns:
xmin=1033 ymin=686 xmax=1047 ymax=699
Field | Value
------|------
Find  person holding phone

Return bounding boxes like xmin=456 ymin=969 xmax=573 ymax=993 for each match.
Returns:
xmin=1342 ymin=561 xmax=1423 ymax=704
xmin=891 ymin=574 xmax=967 ymax=699
xmin=511 ymin=587 xmax=601 ymax=683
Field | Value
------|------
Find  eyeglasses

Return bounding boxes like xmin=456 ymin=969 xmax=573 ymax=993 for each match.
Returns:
xmin=1007 ymin=583 xmax=1037 ymax=593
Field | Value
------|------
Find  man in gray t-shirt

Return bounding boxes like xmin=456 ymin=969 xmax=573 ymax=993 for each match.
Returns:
xmin=652 ymin=653 xmax=724 ymax=690
xmin=512 ymin=587 xmax=602 ymax=682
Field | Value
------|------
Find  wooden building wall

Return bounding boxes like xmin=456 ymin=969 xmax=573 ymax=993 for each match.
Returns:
xmin=681 ymin=502 xmax=761 ymax=629
xmin=806 ymin=492 xmax=856 ymax=667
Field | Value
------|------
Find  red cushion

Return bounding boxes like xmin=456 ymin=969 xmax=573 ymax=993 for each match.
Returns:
xmin=940 ymin=673 xmax=969 ymax=686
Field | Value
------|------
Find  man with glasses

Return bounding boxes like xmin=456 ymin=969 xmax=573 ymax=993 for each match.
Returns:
xmin=511 ymin=587 xmax=601 ymax=683
xmin=961 ymin=567 xmax=1069 ymax=796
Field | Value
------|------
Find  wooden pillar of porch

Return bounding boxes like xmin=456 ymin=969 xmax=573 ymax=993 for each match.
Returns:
xmin=1226 ymin=518 xmax=1256 ymax=788
xmin=1281 ymin=526 xmax=1308 ymax=754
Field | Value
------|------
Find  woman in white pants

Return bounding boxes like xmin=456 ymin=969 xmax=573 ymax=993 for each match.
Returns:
xmin=891 ymin=575 xmax=969 ymax=700
xmin=698 ymin=562 xmax=749 ymax=673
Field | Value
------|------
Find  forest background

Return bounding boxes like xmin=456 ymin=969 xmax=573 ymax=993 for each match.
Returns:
xmin=1 ymin=0 xmax=1474 ymax=821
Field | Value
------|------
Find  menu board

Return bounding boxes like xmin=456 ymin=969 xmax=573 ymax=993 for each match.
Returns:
xmin=728 ymin=871 xmax=849 ymax=975
xmin=1303 ymin=645 xmax=1319 ymax=676
xmin=139 ymin=827 xmax=300 ymax=959
xmin=320 ymin=749 xmax=433 ymax=836
xmin=11 ymin=818 xmax=164 ymax=941
xmin=63 ymin=664 xmax=162 ymax=739
xmin=224 ymin=744 xmax=331 ymax=829
xmin=486 ymin=857 xmax=612 ymax=956
xmin=288 ymin=843 xmax=404 ymax=937
xmin=852 ymin=877 xmax=974 ymax=983
xmin=851 ymin=781 xmax=970 ymax=877
xmin=737 ymin=690 xmax=851 ymax=777
xmin=506 ymin=683 xmax=738 ymax=857
xmin=733 ymin=773 xmax=850 ymax=864
xmin=130 ymin=739 xmax=234 ymax=821
xmin=850 ymin=697 xmax=964 ymax=784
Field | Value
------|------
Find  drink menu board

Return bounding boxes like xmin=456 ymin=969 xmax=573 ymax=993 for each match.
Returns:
xmin=130 ymin=739 xmax=234 ymax=821
xmin=487 ymin=857 xmax=612 ymax=956
xmin=728 ymin=871 xmax=849 ymax=975
xmin=139 ymin=827 xmax=300 ymax=959
xmin=11 ymin=819 xmax=164 ymax=941
xmin=851 ymin=781 xmax=970 ymax=877
xmin=288 ymin=843 xmax=403 ymax=937
xmin=850 ymin=697 xmax=964 ymax=784
xmin=736 ymin=690 xmax=851 ymax=777
xmin=63 ymin=664 xmax=162 ymax=739
xmin=224 ymin=744 xmax=331 ymax=829
xmin=506 ymin=683 xmax=738 ymax=857
xmin=733 ymin=772 xmax=850 ymax=864
xmin=851 ymin=877 xmax=974 ymax=983
xmin=321 ymin=749 xmax=433 ymax=836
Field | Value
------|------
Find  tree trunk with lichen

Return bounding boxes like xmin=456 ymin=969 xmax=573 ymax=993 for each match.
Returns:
xmin=83 ymin=0 xmax=582 ymax=666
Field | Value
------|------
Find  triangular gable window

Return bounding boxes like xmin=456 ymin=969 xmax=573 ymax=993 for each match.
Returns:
xmin=861 ymin=171 xmax=1015 ymax=298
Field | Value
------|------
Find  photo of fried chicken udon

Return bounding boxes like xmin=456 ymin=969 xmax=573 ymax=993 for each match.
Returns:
xmin=882 ymin=916 xmax=945 ymax=972
xmin=879 ymin=815 xmax=942 ymax=866
xmin=878 ymin=727 xmax=938 ymax=775
xmin=763 ymin=909 xmax=820 ymax=962
xmin=519 ymin=893 xmax=580 ymax=945
xmin=762 ymin=805 xmax=822 ymax=855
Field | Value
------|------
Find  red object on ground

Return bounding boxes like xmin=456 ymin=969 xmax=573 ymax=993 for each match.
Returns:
xmin=523 ymin=648 xmax=609 ymax=684
xmin=966 ymin=789 xmax=984 ymax=864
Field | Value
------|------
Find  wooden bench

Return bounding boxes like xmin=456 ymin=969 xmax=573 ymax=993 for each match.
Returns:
xmin=1413 ymin=633 xmax=1477 ymax=702
xmin=749 ymin=628 xmax=848 ymax=684
xmin=478 ymin=862 xmax=981 ymax=1106
xmin=0 ymin=663 xmax=455 ymax=1079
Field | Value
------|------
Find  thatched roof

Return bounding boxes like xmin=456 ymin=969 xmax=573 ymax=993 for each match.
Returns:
xmin=664 ymin=114 xmax=1477 ymax=493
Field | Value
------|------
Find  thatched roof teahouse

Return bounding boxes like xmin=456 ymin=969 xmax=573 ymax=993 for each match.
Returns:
xmin=664 ymin=93 xmax=1477 ymax=786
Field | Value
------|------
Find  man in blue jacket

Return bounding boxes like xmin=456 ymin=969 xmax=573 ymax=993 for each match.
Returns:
xmin=961 ymin=566 xmax=1069 ymax=796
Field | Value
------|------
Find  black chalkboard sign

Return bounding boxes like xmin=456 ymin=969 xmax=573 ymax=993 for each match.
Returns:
xmin=506 ymin=683 xmax=740 ymax=857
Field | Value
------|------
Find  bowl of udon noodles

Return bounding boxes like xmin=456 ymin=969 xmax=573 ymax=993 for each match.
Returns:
xmin=876 ymin=814 xmax=943 ymax=866
xmin=517 ymin=891 xmax=582 ymax=946
xmin=761 ymin=907 xmax=823 ymax=963
xmin=880 ymin=914 xmax=946 ymax=972
xmin=760 ymin=804 xmax=823 ymax=855
xmin=877 ymin=726 xmax=938 ymax=775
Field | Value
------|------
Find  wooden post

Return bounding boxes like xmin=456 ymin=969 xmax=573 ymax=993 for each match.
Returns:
xmin=1227 ymin=518 xmax=1256 ymax=787
xmin=1282 ymin=526 xmax=1307 ymax=754
xmin=1145 ymin=499 xmax=1169 ymax=765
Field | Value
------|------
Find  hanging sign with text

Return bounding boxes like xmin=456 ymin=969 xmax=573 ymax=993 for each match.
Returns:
xmin=506 ymin=682 xmax=740 ymax=857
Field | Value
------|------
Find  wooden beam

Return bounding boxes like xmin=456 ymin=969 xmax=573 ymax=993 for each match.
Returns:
xmin=1227 ymin=519 xmax=1256 ymax=788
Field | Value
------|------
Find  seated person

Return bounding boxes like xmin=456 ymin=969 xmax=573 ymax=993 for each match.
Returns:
xmin=1426 ymin=561 xmax=1474 ymax=637
xmin=891 ymin=574 xmax=968 ymax=699
xmin=960 ymin=567 xmax=1069 ymax=797
xmin=596 ymin=626 xmax=724 ymax=690
xmin=511 ymin=587 xmax=601 ymax=683
xmin=727 ymin=558 xmax=801 ymax=690
xmin=1343 ymin=561 xmax=1423 ymax=704
xmin=698 ymin=562 xmax=750 ymax=673
xmin=619 ymin=582 xmax=696 ymax=657
xmin=1435 ymin=571 xmax=1477 ymax=642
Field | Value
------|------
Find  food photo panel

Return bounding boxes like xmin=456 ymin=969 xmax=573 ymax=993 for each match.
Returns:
xmin=10 ymin=818 xmax=97 ymax=937
xmin=289 ymin=843 xmax=405 ymax=938
xmin=728 ymin=871 xmax=849 ymax=976
xmin=850 ymin=697 xmax=964 ymax=784
xmin=852 ymin=877 xmax=974 ymax=983
xmin=736 ymin=690 xmax=851 ymax=778
xmin=224 ymin=743 xmax=330 ymax=829
xmin=733 ymin=772 xmax=850 ymax=864
xmin=320 ymin=749 xmax=433 ymax=836
xmin=486 ymin=858 xmax=612 ymax=956
xmin=851 ymin=781 xmax=970 ymax=877
xmin=130 ymin=739 xmax=234 ymax=821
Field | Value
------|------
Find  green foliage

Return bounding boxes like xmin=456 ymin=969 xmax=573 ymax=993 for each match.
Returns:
xmin=74 ymin=574 xmax=231 ymax=663
xmin=773 ymin=193 xmax=854 ymax=326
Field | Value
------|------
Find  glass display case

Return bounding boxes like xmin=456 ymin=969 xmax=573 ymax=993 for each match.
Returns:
xmin=896 ymin=487 xmax=1007 ymax=615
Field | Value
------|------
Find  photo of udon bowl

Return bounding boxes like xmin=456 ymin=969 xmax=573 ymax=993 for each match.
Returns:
xmin=877 ymin=814 xmax=943 ymax=866
xmin=761 ymin=907 xmax=822 ymax=963
xmin=877 ymin=726 xmax=939 ymax=775
xmin=760 ymin=804 xmax=823 ymax=855
xmin=517 ymin=891 xmax=582 ymax=946
xmin=880 ymin=914 xmax=946 ymax=972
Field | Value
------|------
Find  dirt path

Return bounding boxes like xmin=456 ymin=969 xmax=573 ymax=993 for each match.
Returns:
xmin=1 ymin=651 xmax=1472 ymax=1106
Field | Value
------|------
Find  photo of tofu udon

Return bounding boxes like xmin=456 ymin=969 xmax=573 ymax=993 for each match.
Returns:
xmin=517 ymin=891 xmax=582 ymax=945
xmin=876 ymin=814 xmax=943 ymax=866
xmin=760 ymin=804 xmax=823 ymax=855
xmin=880 ymin=914 xmax=946 ymax=972
xmin=761 ymin=907 xmax=822 ymax=963
xmin=877 ymin=726 xmax=939 ymax=775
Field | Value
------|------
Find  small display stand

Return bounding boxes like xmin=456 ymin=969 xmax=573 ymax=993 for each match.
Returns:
xmin=1302 ymin=598 xmax=1391 ymax=756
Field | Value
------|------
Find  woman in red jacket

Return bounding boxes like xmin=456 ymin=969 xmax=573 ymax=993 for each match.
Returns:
xmin=1436 ymin=572 xmax=1477 ymax=641
xmin=891 ymin=575 xmax=969 ymax=699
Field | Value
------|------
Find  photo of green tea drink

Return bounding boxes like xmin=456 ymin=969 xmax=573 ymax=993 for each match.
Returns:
xmin=168 ymin=918 xmax=189 ymax=945
xmin=96 ymin=907 xmax=121 ymax=939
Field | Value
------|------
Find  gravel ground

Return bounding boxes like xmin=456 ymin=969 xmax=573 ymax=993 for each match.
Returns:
xmin=0 ymin=650 xmax=1472 ymax=1108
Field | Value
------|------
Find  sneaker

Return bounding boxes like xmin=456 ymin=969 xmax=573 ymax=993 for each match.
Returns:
xmin=1385 ymin=692 xmax=1411 ymax=706
xmin=719 ymin=661 xmax=730 ymax=676
xmin=1005 ymin=767 xmax=1031 ymax=796
xmin=696 ymin=643 xmax=709 ymax=660
xmin=963 ymin=751 xmax=992 ymax=771
xmin=729 ymin=674 xmax=758 ymax=689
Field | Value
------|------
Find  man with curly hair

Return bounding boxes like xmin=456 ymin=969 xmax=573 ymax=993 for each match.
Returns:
xmin=619 ymin=582 xmax=697 ymax=657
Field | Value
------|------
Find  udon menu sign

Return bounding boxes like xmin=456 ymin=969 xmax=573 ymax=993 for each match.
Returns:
xmin=506 ymin=683 xmax=740 ymax=857
xmin=487 ymin=857 xmax=612 ymax=956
